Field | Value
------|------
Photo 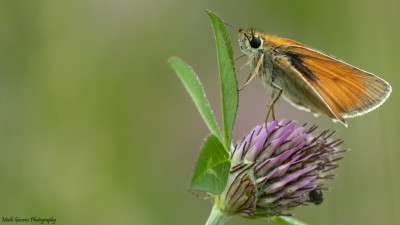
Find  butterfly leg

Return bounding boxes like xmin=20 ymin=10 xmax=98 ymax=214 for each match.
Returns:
xmin=233 ymin=54 xmax=246 ymax=61
xmin=270 ymin=92 xmax=276 ymax=120
xmin=239 ymin=54 xmax=264 ymax=91
xmin=238 ymin=55 xmax=255 ymax=72
xmin=264 ymin=83 xmax=283 ymax=128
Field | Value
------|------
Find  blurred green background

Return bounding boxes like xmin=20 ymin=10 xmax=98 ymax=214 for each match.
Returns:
xmin=0 ymin=0 xmax=399 ymax=225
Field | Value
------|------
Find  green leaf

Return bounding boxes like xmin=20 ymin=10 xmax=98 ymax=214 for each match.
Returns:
xmin=190 ymin=135 xmax=230 ymax=194
xmin=270 ymin=216 xmax=309 ymax=225
xmin=206 ymin=10 xmax=238 ymax=151
xmin=168 ymin=57 xmax=222 ymax=142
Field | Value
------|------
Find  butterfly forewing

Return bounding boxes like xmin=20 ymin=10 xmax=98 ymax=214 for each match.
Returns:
xmin=274 ymin=45 xmax=391 ymax=120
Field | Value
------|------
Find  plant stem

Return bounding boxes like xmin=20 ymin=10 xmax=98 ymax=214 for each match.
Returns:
xmin=205 ymin=204 xmax=229 ymax=225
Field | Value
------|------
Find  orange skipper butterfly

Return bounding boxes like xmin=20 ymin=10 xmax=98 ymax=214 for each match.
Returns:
xmin=236 ymin=28 xmax=391 ymax=126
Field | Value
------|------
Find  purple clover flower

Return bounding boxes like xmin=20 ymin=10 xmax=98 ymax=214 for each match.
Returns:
xmin=217 ymin=119 xmax=346 ymax=218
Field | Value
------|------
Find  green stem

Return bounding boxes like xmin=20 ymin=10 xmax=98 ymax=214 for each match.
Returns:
xmin=205 ymin=204 xmax=229 ymax=225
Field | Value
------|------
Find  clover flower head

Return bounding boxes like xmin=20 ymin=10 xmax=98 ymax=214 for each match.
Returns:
xmin=218 ymin=119 xmax=346 ymax=217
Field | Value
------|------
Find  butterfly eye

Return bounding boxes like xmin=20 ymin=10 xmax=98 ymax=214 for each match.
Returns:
xmin=249 ymin=36 xmax=261 ymax=48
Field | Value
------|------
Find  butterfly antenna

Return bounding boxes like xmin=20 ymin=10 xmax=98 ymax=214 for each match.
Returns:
xmin=224 ymin=21 xmax=246 ymax=34
xmin=224 ymin=21 xmax=239 ymax=30
xmin=205 ymin=9 xmax=244 ymax=33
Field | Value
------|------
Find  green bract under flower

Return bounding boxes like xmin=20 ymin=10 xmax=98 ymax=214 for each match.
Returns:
xmin=218 ymin=119 xmax=346 ymax=218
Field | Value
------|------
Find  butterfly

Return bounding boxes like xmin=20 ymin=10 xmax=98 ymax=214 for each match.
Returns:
xmin=236 ymin=28 xmax=392 ymax=126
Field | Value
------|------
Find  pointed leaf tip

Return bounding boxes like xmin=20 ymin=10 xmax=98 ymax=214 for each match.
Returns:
xmin=206 ymin=11 xmax=238 ymax=152
xmin=168 ymin=57 xmax=222 ymax=142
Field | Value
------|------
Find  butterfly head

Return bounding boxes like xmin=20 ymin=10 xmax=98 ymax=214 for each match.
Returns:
xmin=238 ymin=29 xmax=263 ymax=55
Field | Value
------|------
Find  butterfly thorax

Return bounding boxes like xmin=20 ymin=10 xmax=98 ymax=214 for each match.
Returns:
xmin=250 ymin=54 xmax=274 ymax=89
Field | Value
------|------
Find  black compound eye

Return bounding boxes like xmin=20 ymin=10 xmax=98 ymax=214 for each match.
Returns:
xmin=249 ymin=36 xmax=261 ymax=48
